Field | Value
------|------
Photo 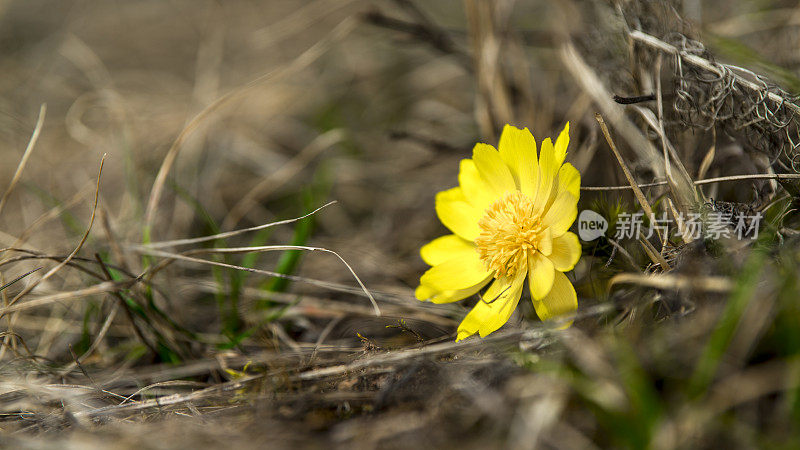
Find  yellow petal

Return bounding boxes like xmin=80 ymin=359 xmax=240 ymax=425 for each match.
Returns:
xmin=420 ymin=253 xmax=490 ymax=292
xmin=498 ymin=124 xmax=539 ymax=197
xmin=456 ymin=270 xmax=526 ymax=341
xmin=458 ymin=159 xmax=495 ymax=212
xmin=538 ymin=227 xmax=553 ymax=256
xmin=430 ymin=277 xmax=492 ymax=304
xmin=435 ymin=187 xmax=482 ymax=241
xmin=532 ymin=270 xmax=577 ymax=325
xmin=553 ymin=122 xmax=569 ymax=167
xmin=415 ymin=284 xmax=437 ymax=301
xmin=557 ymin=162 xmax=581 ymax=200
xmin=533 ymin=138 xmax=558 ymax=215
xmin=528 ymin=252 xmax=555 ymax=300
xmin=547 ymin=232 xmax=581 ymax=272
xmin=421 ymin=234 xmax=476 ymax=266
xmin=415 ymin=274 xmax=493 ymax=304
xmin=472 ymin=143 xmax=516 ymax=197
xmin=542 ymin=191 xmax=578 ymax=237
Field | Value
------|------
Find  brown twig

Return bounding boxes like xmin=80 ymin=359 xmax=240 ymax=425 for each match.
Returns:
xmin=5 ymin=154 xmax=107 ymax=313
xmin=363 ymin=6 xmax=471 ymax=70
xmin=581 ymin=173 xmax=800 ymax=191
xmin=132 ymin=244 xmax=382 ymax=317
xmin=92 ymin=253 xmax=159 ymax=359
xmin=0 ymin=104 xmax=46 ymax=218
xmin=628 ymin=30 xmax=800 ymax=116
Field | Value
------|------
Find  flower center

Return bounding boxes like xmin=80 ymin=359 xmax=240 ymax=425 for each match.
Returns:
xmin=475 ymin=191 xmax=546 ymax=279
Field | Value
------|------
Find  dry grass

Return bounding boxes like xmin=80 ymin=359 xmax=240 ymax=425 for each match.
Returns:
xmin=1 ymin=0 xmax=800 ymax=448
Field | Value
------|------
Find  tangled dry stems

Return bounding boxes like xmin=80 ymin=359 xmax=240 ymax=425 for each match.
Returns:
xmin=0 ymin=0 xmax=799 ymax=448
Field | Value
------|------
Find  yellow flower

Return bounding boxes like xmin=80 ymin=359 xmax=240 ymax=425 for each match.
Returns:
xmin=416 ymin=123 xmax=581 ymax=341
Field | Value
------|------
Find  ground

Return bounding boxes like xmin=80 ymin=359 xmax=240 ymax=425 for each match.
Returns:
xmin=1 ymin=1 xmax=800 ymax=448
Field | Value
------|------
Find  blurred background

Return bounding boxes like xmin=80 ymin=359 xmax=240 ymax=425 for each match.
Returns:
xmin=2 ymin=0 xmax=800 ymax=448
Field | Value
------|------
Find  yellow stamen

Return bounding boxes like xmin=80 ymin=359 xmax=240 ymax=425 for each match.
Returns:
xmin=475 ymin=191 xmax=546 ymax=278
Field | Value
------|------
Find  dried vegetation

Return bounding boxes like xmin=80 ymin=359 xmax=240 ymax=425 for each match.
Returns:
xmin=1 ymin=0 xmax=800 ymax=448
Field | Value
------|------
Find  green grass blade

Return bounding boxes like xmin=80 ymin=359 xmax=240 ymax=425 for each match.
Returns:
xmin=688 ymin=244 xmax=769 ymax=398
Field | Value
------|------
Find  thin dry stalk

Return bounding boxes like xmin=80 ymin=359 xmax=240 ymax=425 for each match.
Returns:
xmin=0 ymin=104 xmax=46 ymax=218
xmin=697 ymin=128 xmax=716 ymax=181
xmin=560 ymin=42 xmax=663 ymax=175
xmin=6 ymin=154 xmax=107 ymax=311
xmin=0 ymin=279 xmax=136 ymax=316
xmin=92 ymin=253 xmax=159 ymax=357
xmin=74 ymin=374 xmax=262 ymax=418
xmin=0 ymin=268 xmax=40 ymax=360
xmin=638 ymin=235 xmax=671 ymax=271
xmin=132 ymin=245 xmax=381 ymax=317
xmin=144 ymin=201 xmax=336 ymax=249
xmin=595 ymin=114 xmax=666 ymax=255
xmin=464 ymin=0 xmax=515 ymax=139
xmin=608 ymin=272 xmax=733 ymax=293
xmin=581 ymin=173 xmax=800 ymax=191
xmin=188 ymin=281 xmax=455 ymax=326
xmin=595 ymin=114 xmax=656 ymax=217
xmin=642 ymin=54 xmax=698 ymax=211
